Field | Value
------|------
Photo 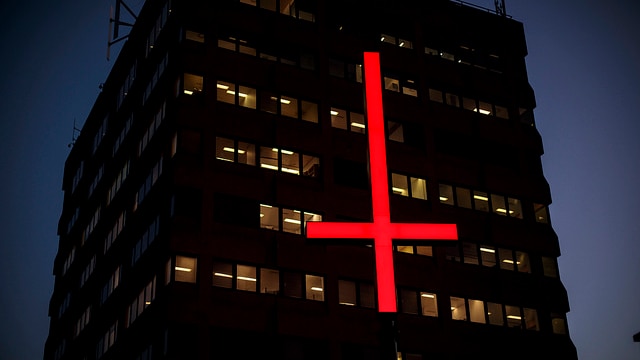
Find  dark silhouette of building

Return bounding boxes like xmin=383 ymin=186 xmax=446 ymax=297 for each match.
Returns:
xmin=44 ymin=0 xmax=577 ymax=359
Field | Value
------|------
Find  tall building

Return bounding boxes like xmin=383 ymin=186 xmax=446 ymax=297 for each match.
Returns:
xmin=44 ymin=0 xmax=577 ymax=359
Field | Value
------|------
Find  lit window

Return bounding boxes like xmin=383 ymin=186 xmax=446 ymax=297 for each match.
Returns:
xmin=237 ymin=142 xmax=256 ymax=165
xmin=397 ymin=245 xmax=414 ymax=254
xmin=425 ymin=47 xmax=438 ymax=56
xmin=306 ymin=275 xmax=324 ymax=301
xmin=534 ymin=203 xmax=549 ymax=223
xmin=303 ymin=211 xmax=322 ymax=231
xmin=456 ymin=187 xmax=472 ymax=209
xmin=487 ymin=302 xmax=504 ymax=325
xmin=477 ymin=101 xmax=493 ymax=115
xmin=302 ymin=155 xmax=320 ymax=177
xmin=380 ymin=33 xmax=396 ymax=45
xmin=398 ymin=38 xmax=413 ymax=49
xmin=236 ymin=265 xmax=257 ymax=291
xmin=473 ymin=191 xmax=489 ymax=211
xmin=280 ymin=96 xmax=298 ymax=118
xmin=439 ymin=184 xmax=454 ymax=205
xmin=416 ymin=246 xmax=433 ymax=256
xmin=499 ymin=248 xmax=515 ymax=271
xmin=505 ymin=305 xmax=522 ymax=328
xmin=551 ymin=313 xmax=567 ymax=334
xmin=238 ymin=85 xmax=256 ymax=109
xmin=445 ymin=93 xmax=460 ymax=107
xmin=402 ymin=80 xmax=418 ymax=97
xmin=420 ymin=292 xmax=438 ymax=317
xmin=428 ymin=88 xmax=443 ymax=103
xmin=175 ymin=256 xmax=197 ymax=283
xmin=185 ymin=30 xmax=204 ymax=43
xmin=260 ymin=92 xmax=279 ymax=114
xmin=183 ymin=73 xmax=203 ymax=95
xmin=260 ymin=0 xmax=276 ymax=11
xmin=218 ymin=38 xmax=235 ymax=51
xmin=462 ymin=242 xmax=479 ymax=265
xmin=384 ymin=77 xmax=400 ymax=92
xmin=330 ymin=107 xmax=347 ymax=129
xmin=260 ymin=204 xmax=279 ymax=231
xmin=450 ymin=297 xmax=467 ymax=320
xmin=282 ymin=208 xmax=301 ymax=234
xmin=392 ymin=173 xmax=409 ymax=197
xmin=491 ymin=194 xmax=508 ymax=216
xmin=260 ymin=268 xmax=280 ymax=294
xmin=462 ymin=97 xmax=476 ymax=112
xmin=216 ymin=81 xmax=235 ymax=104
xmin=516 ymin=251 xmax=531 ymax=273
xmin=440 ymin=51 xmax=455 ymax=61
xmin=215 ymin=137 xmax=235 ymax=162
xmin=259 ymin=147 xmax=279 ymax=172
xmin=410 ymin=177 xmax=427 ymax=200
xmin=238 ymin=38 xmax=257 ymax=56
xmin=301 ymin=101 xmax=318 ymax=123
xmin=479 ymin=246 xmax=496 ymax=267
xmin=212 ymin=262 xmax=232 ymax=288
xmin=350 ymin=112 xmax=366 ymax=134
xmin=508 ymin=197 xmax=523 ymax=219
xmin=338 ymin=280 xmax=357 ymax=306
xmin=240 ymin=0 xmax=256 ymax=6
xmin=468 ymin=299 xmax=485 ymax=323
xmin=523 ymin=308 xmax=539 ymax=330
xmin=281 ymin=149 xmax=300 ymax=175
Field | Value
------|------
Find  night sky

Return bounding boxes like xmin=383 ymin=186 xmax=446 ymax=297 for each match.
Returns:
xmin=1 ymin=0 xmax=639 ymax=359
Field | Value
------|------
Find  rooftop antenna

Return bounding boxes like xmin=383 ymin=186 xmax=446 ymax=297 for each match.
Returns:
xmin=107 ymin=0 xmax=138 ymax=60
xmin=68 ymin=118 xmax=81 ymax=148
xmin=494 ymin=0 xmax=507 ymax=16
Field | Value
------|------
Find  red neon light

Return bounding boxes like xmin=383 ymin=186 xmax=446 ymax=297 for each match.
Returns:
xmin=306 ymin=52 xmax=458 ymax=312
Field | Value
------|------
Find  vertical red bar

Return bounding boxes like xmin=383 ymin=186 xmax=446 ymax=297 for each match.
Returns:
xmin=364 ymin=52 xmax=396 ymax=312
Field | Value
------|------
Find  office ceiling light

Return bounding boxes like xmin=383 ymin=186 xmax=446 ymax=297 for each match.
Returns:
xmin=236 ymin=276 xmax=257 ymax=282
xmin=330 ymin=110 xmax=339 ymax=116
xmin=421 ymin=293 xmax=435 ymax=298
xmin=175 ymin=266 xmax=192 ymax=272
xmin=280 ymin=98 xmax=291 ymax=104
xmin=183 ymin=90 xmax=194 ymax=95
xmin=216 ymin=83 xmax=229 ymax=90
xmin=480 ymin=247 xmax=495 ymax=253
xmin=310 ymin=287 xmax=323 ymax=292
xmin=260 ymin=164 xmax=278 ymax=171
xmin=214 ymin=272 xmax=232 ymax=278
xmin=351 ymin=122 xmax=366 ymax=129
xmin=284 ymin=218 xmax=301 ymax=224
xmin=507 ymin=315 xmax=522 ymax=320
xmin=473 ymin=195 xmax=489 ymax=201
xmin=392 ymin=187 xmax=406 ymax=194
xmin=439 ymin=196 xmax=449 ymax=201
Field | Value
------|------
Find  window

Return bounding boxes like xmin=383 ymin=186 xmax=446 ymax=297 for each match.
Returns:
xmin=534 ymin=203 xmax=549 ymax=223
xmin=260 ymin=268 xmax=280 ymax=294
xmin=491 ymin=194 xmax=507 ymax=216
xmin=456 ymin=187 xmax=472 ymax=209
xmin=237 ymin=264 xmax=257 ymax=291
xmin=238 ymin=85 xmax=257 ymax=108
xmin=384 ymin=76 xmax=400 ymax=92
xmin=505 ymin=305 xmax=522 ymax=328
xmin=462 ymin=242 xmax=479 ymax=265
xmin=216 ymin=81 xmax=235 ymax=104
xmin=175 ymin=256 xmax=197 ymax=283
xmin=479 ymin=246 xmax=496 ymax=267
xmin=185 ymin=30 xmax=204 ymax=43
xmin=499 ymin=248 xmax=515 ymax=271
xmin=516 ymin=251 xmax=531 ymax=273
xmin=338 ymin=280 xmax=357 ymax=306
xmin=301 ymin=101 xmax=318 ymax=123
xmin=487 ymin=302 xmax=504 ymax=325
xmin=350 ymin=112 xmax=365 ymax=133
xmin=283 ymin=271 xmax=302 ymax=298
xmin=260 ymin=204 xmax=279 ymax=230
xmin=428 ymin=88 xmax=442 ymax=103
xmin=282 ymin=208 xmax=302 ymax=234
xmin=212 ymin=262 xmax=233 ymax=288
xmin=508 ymin=197 xmax=523 ymax=219
xmin=551 ymin=313 xmax=568 ymax=334
xmin=305 ymin=274 xmax=324 ymax=301
xmin=410 ymin=177 xmax=427 ymax=200
xmin=388 ymin=121 xmax=404 ymax=142
xmin=420 ymin=292 xmax=438 ymax=317
xmin=468 ymin=299 xmax=485 ymax=323
xmin=183 ymin=73 xmax=203 ymax=95
xmin=392 ymin=173 xmax=408 ymax=197
xmin=450 ymin=297 xmax=467 ymax=320
xmin=473 ymin=191 xmax=489 ymax=211
xmin=400 ymin=289 xmax=419 ymax=314
xmin=392 ymin=173 xmax=427 ymax=200
xmin=523 ymin=308 xmax=539 ymax=330
xmin=330 ymin=107 xmax=347 ymax=129
xmin=439 ymin=184 xmax=454 ymax=205
xmin=542 ymin=256 xmax=559 ymax=278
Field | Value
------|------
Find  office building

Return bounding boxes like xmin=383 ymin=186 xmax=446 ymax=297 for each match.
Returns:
xmin=44 ymin=0 xmax=577 ymax=358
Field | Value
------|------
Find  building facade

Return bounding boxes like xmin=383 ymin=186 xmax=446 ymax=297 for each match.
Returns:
xmin=44 ymin=0 xmax=577 ymax=359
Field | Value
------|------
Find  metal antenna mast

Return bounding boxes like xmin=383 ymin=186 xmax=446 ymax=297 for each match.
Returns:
xmin=107 ymin=0 xmax=138 ymax=60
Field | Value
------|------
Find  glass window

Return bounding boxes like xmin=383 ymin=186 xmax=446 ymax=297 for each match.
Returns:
xmin=236 ymin=265 xmax=257 ymax=291
xmin=237 ymin=142 xmax=256 ymax=165
xmin=281 ymin=96 xmax=298 ymax=118
xmin=384 ymin=77 xmax=400 ymax=92
xmin=260 ymin=268 xmax=279 ymax=294
xmin=283 ymin=272 xmax=302 ymax=298
xmin=462 ymin=242 xmax=479 ymax=265
xmin=445 ymin=245 xmax=460 ymax=262
xmin=551 ymin=313 xmax=567 ymax=334
xmin=346 ymin=63 xmax=363 ymax=83
xmin=487 ymin=302 xmax=504 ymax=325
xmin=439 ymin=184 xmax=454 ymax=205
xmin=508 ymin=197 xmax=523 ymax=219
xmin=303 ymin=211 xmax=322 ymax=231
xmin=215 ymin=137 xmax=235 ymax=162
xmin=450 ymin=297 xmax=467 ymax=320
xmin=238 ymin=39 xmax=256 ymax=56
xmin=330 ymin=108 xmax=347 ymax=129
xmin=462 ymin=97 xmax=476 ymax=111
xmin=505 ymin=306 xmax=522 ymax=328
xmin=185 ymin=30 xmax=204 ymax=43
xmin=218 ymin=38 xmax=235 ymax=51
xmin=350 ymin=112 xmax=366 ymax=133
xmin=401 ymin=289 xmax=418 ymax=315
xmin=300 ymin=53 xmax=316 ymax=70
xmin=473 ymin=191 xmax=489 ymax=211
xmin=281 ymin=149 xmax=300 ymax=175
xmin=440 ymin=51 xmax=455 ymax=61
xmin=392 ymin=173 xmax=409 ymax=197
xmin=240 ymin=0 xmax=256 ymax=6
xmin=216 ymin=81 xmax=235 ymax=104
xmin=301 ymin=101 xmax=318 ymax=123
xmin=338 ymin=280 xmax=357 ymax=306
xmin=456 ymin=187 xmax=472 ymax=209
xmin=302 ymin=155 xmax=320 ymax=178
xmin=468 ymin=299 xmax=485 ymax=323
xmin=306 ymin=275 xmax=324 ymax=301
xmin=410 ymin=177 xmax=427 ymax=200
xmin=402 ymin=80 xmax=418 ymax=97
xmin=477 ymin=101 xmax=492 ymax=115
xmin=416 ymin=246 xmax=433 ymax=256
xmin=329 ymin=58 xmax=345 ymax=77
xmin=534 ymin=203 xmax=549 ymax=223
xmin=479 ymin=246 xmax=496 ymax=267
xmin=499 ymin=248 xmax=515 ymax=270
xmin=542 ymin=256 xmax=558 ymax=278
xmin=495 ymin=105 xmax=509 ymax=119
xmin=445 ymin=93 xmax=460 ymax=107
xmin=516 ymin=251 xmax=531 ymax=273
xmin=238 ymin=85 xmax=256 ymax=109
xmin=397 ymin=245 xmax=414 ymax=254
xmin=420 ymin=292 xmax=438 ymax=317
xmin=380 ymin=34 xmax=396 ymax=45
xmin=523 ymin=308 xmax=539 ymax=330
xmin=212 ymin=262 xmax=233 ymax=288
xmin=282 ymin=208 xmax=301 ymax=234
xmin=259 ymin=147 xmax=279 ymax=172
xmin=388 ymin=121 xmax=404 ymax=142
xmin=428 ymin=89 xmax=443 ymax=103
xmin=260 ymin=204 xmax=279 ymax=230
xmin=175 ymin=256 xmax=197 ymax=283
xmin=491 ymin=194 xmax=508 ymax=216
xmin=398 ymin=38 xmax=412 ymax=49
xmin=260 ymin=92 xmax=279 ymax=114
xmin=425 ymin=47 xmax=438 ymax=56
xmin=360 ymin=283 xmax=375 ymax=308
xmin=183 ymin=73 xmax=203 ymax=95
xmin=260 ymin=0 xmax=276 ymax=11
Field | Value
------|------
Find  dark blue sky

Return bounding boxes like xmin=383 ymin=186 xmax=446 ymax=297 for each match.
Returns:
xmin=1 ymin=0 xmax=639 ymax=359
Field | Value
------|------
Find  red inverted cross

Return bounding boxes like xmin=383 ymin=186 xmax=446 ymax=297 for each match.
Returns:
xmin=306 ymin=52 xmax=458 ymax=313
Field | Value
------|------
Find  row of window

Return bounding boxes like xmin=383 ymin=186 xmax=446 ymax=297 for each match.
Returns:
xmin=239 ymin=0 xmax=316 ymax=22
xmin=217 ymin=34 xmax=316 ymax=71
xmin=104 ymin=210 xmax=126 ymax=254
xmin=425 ymin=44 xmax=503 ymax=74
xmin=439 ymin=183 xmax=550 ymax=223
xmin=215 ymin=136 xmax=321 ymax=178
xmin=125 ymin=276 xmax=157 ymax=327
xmin=131 ymin=215 xmax=161 ymax=267
xmin=259 ymin=203 xmax=322 ymax=234
xmin=428 ymin=87 xmax=510 ymax=119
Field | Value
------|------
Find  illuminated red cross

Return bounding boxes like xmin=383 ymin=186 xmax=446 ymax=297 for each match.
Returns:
xmin=306 ymin=52 xmax=458 ymax=313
